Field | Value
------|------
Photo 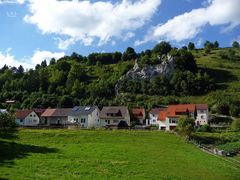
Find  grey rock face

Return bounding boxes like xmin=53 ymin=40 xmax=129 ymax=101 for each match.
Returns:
xmin=125 ymin=56 xmax=175 ymax=80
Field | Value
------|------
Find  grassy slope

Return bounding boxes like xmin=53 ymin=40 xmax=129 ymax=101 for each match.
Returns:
xmin=0 ymin=129 xmax=239 ymax=179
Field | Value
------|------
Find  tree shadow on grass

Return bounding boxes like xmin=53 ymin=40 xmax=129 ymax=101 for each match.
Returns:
xmin=0 ymin=129 xmax=18 ymax=140
xmin=0 ymin=140 xmax=58 ymax=167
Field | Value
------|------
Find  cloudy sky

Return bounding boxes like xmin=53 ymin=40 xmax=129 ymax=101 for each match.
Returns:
xmin=0 ymin=0 xmax=239 ymax=69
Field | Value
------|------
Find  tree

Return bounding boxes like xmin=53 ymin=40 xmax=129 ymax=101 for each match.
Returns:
xmin=152 ymin=41 xmax=172 ymax=56
xmin=176 ymin=116 xmax=195 ymax=140
xmin=232 ymin=41 xmax=239 ymax=48
xmin=214 ymin=41 xmax=219 ymax=49
xmin=0 ymin=112 xmax=15 ymax=130
xmin=122 ymin=47 xmax=137 ymax=61
xmin=231 ymin=119 xmax=240 ymax=131
xmin=188 ymin=42 xmax=195 ymax=50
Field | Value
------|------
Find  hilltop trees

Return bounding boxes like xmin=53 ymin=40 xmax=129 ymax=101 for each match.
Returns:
xmin=153 ymin=41 xmax=172 ymax=56
xmin=188 ymin=42 xmax=195 ymax=50
xmin=232 ymin=41 xmax=239 ymax=48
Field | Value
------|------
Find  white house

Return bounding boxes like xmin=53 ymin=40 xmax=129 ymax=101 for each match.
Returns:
xmin=149 ymin=108 xmax=166 ymax=126
xmin=67 ymin=106 xmax=100 ymax=128
xmin=15 ymin=110 xmax=40 ymax=126
xmin=158 ymin=104 xmax=209 ymax=131
xmin=100 ymin=106 xmax=130 ymax=127
xmin=195 ymin=104 xmax=208 ymax=126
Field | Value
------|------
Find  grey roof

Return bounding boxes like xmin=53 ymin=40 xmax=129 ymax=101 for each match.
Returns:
xmin=69 ymin=106 xmax=98 ymax=116
xmin=100 ymin=106 xmax=129 ymax=119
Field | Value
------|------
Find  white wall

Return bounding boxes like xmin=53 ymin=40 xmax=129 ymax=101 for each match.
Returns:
xmin=16 ymin=111 xmax=40 ymax=126
xmin=196 ymin=109 xmax=208 ymax=126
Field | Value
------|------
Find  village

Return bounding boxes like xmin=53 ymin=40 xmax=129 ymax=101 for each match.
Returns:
xmin=5 ymin=104 xmax=209 ymax=130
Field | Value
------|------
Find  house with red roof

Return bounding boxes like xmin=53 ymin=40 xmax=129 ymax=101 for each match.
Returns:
xmin=149 ymin=108 xmax=166 ymax=126
xmin=41 ymin=108 xmax=72 ymax=126
xmin=15 ymin=110 xmax=41 ymax=126
xmin=157 ymin=104 xmax=208 ymax=130
xmin=130 ymin=108 xmax=146 ymax=125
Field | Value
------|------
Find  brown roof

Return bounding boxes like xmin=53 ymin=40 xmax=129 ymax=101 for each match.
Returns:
xmin=16 ymin=110 xmax=33 ymax=119
xmin=196 ymin=104 xmax=208 ymax=110
xmin=131 ymin=108 xmax=145 ymax=119
xmin=33 ymin=109 xmax=46 ymax=117
xmin=100 ymin=106 xmax=129 ymax=119
xmin=41 ymin=108 xmax=72 ymax=117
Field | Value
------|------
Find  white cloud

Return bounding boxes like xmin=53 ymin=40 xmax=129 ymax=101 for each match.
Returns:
xmin=31 ymin=50 xmax=65 ymax=65
xmin=24 ymin=0 xmax=161 ymax=49
xmin=0 ymin=0 xmax=25 ymax=4
xmin=136 ymin=0 xmax=240 ymax=45
xmin=0 ymin=49 xmax=65 ymax=70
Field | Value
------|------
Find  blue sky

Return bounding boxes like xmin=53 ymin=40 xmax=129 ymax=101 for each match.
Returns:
xmin=0 ymin=0 xmax=239 ymax=69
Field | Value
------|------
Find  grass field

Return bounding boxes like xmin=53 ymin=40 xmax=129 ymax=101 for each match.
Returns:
xmin=0 ymin=129 xmax=240 ymax=179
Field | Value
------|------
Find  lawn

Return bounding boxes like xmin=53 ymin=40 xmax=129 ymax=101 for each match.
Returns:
xmin=0 ymin=129 xmax=240 ymax=179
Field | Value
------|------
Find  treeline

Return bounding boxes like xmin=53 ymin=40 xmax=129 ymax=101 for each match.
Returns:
xmin=1 ymin=40 xmax=238 ymax=110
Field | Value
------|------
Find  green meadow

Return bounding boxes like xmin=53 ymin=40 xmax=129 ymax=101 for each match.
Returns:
xmin=0 ymin=129 xmax=239 ymax=179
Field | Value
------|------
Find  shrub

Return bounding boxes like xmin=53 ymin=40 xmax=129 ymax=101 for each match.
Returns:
xmin=198 ymin=124 xmax=212 ymax=132
xmin=231 ymin=119 xmax=240 ymax=131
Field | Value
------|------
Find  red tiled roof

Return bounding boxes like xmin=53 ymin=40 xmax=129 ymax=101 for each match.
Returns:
xmin=41 ymin=109 xmax=56 ymax=117
xmin=196 ymin=104 xmax=208 ymax=110
xmin=15 ymin=110 xmax=33 ymax=119
xmin=131 ymin=108 xmax=145 ymax=119
xmin=41 ymin=108 xmax=72 ymax=117
xmin=158 ymin=104 xmax=196 ymax=121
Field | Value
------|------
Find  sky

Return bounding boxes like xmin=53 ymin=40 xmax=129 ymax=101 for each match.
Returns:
xmin=0 ymin=0 xmax=239 ymax=69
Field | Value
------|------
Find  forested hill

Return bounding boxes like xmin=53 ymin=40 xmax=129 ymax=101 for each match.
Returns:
xmin=0 ymin=41 xmax=240 ymax=115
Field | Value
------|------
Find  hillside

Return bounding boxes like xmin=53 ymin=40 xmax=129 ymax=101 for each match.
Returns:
xmin=0 ymin=45 xmax=240 ymax=115
xmin=0 ymin=129 xmax=239 ymax=179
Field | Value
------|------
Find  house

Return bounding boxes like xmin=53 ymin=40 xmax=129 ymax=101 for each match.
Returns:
xmin=148 ymin=108 xmax=166 ymax=126
xmin=15 ymin=110 xmax=40 ymax=126
xmin=130 ymin=108 xmax=146 ymax=125
xmin=100 ymin=106 xmax=130 ymax=127
xmin=33 ymin=109 xmax=46 ymax=125
xmin=41 ymin=108 xmax=72 ymax=126
xmin=157 ymin=104 xmax=209 ymax=131
xmin=67 ymin=106 xmax=100 ymax=128
xmin=158 ymin=104 xmax=196 ymax=131
xmin=195 ymin=104 xmax=208 ymax=126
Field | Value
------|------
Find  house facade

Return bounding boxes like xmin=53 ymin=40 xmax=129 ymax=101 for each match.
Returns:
xmin=100 ymin=106 xmax=130 ymax=127
xmin=158 ymin=104 xmax=208 ymax=131
xmin=67 ymin=106 xmax=100 ymax=128
xmin=41 ymin=108 xmax=72 ymax=126
xmin=195 ymin=104 xmax=208 ymax=126
xmin=15 ymin=110 xmax=40 ymax=126
xmin=130 ymin=108 xmax=146 ymax=125
xmin=149 ymin=108 xmax=166 ymax=126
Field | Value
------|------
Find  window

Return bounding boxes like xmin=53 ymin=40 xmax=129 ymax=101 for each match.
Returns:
xmin=30 ymin=114 xmax=32 ymax=117
xmin=201 ymin=115 xmax=204 ymax=119
xmin=20 ymin=119 xmax=23 ymax=123
xmin=113 ymin=120 xmax=118 ymax=124
xmin=81 ymin=118 xmax=86 ymax=123
xmin=33 ymin=115 xmax=36 ymax=117
xmin=33 ymin=120 xmax=37 ymax=123
xmin=74 ymin=118 xmax=79 ymax=123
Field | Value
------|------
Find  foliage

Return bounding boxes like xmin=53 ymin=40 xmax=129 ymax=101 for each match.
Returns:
xmin=217 ymin=142 xmax=240 ymax=154
xmin=176 ymin=116 xmax=195 ymax=140
xmin=197 ymin=124 xmax=212 ymax=132
xmin=231 ymin=119 xmax=240 ymax=131
xmin=0 ymin=112 xmax=15 ymax=130
xmin=188 ymin=42 xmax=195 ymax=50
xmin=232 ymin=41 xmax=240 ymax=48
xmin=152 ymin=41 xmax=172 ymax=56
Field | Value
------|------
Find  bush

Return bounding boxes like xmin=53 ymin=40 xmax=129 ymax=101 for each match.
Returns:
xmin=198 ymin=124 xmax=212 ymax=132
xmin=217 ymin=142 xmax=240 ymax=154
xmin=231 ymin=119 xmax=240 ymax=131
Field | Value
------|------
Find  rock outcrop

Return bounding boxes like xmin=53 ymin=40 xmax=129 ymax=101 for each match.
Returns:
xmin=115 ymin=55 xmax=175 ymax=95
